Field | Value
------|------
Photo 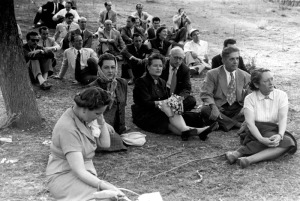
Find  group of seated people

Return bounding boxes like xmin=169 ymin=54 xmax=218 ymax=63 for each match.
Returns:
xmin=22 ymin=1 xmax=297 ymax=200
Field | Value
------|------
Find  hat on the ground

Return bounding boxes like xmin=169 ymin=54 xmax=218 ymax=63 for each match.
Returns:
xmin=189 ymin=28 xmax=199 ymax=37
xmin=121 ymin=132 xmax=146 ymax=146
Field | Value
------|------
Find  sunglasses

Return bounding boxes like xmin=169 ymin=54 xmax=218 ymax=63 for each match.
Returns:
xmin=31 ymin=39 xmax=39 ymax=42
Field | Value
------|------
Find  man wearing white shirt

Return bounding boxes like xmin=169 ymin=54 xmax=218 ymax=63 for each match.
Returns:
xmin=54 ymin=34 xmax=98 ymax=85
xmin=53 ymin=2 xmax=80 ymax=23
xmin=131 ymin=3 xmax=152 ymax=30
xmin=54 ymin=13 xmax=79 ymax=48
xmin=184 ymin=28 xmax=210 ymax=75
xmin=200 ymin=46 xmax=250 ymax=132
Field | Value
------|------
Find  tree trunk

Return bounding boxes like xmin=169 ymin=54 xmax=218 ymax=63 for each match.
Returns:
xmin=0 ymin=0 xmax=42 ymax=128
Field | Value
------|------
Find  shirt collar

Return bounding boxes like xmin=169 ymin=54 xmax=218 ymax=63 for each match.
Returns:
xmin=257 ymin=90 xmax=274 ymax=100
xmin=223 ymin=66 xmax=236 ymax=78
xmin=169 ymin=63 xmax=179 ymax=71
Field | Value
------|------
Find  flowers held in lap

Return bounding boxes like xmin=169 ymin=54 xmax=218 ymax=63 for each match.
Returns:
xmin=158 ymin=94 xmax=184 ymax=116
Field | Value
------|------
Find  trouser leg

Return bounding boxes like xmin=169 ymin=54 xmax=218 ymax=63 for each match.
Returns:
xmin=183 ymin=95 xmax=196 ymax=111
xmin=78 ymin=57 xmax=98 ymax=85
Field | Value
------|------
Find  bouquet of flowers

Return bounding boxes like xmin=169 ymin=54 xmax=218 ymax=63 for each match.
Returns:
xmin=166 ymin=94 xmax=184 ymax=115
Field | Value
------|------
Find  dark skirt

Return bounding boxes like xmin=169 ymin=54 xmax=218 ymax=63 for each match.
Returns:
xmin=131 ymin=105 xmax=170 ymax=134
xmin=238 ymin=122 xmax=297 ymax=155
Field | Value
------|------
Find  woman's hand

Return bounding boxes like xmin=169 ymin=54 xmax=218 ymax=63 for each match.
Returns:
xmin=269 ymin=134 xmax=281 ymax=146
xmin=159 ymin=101 xmax=174 ymax=117
xmin=106 ymin=123 xmax=115 ymax=135
xmin=259 ymin=137 xmax=279 ymax=148
xmin=93 ymin=190 xmax=120 ymax=200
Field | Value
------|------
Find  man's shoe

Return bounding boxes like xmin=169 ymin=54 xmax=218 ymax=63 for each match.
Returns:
xmin=225 ymin=151 xmax=238 ymax=164
xmin=237 ymin=157 xmax=250 ymax=169
xmin=198 ymin=122 xmax=219 ymax=141
xmin=40 ymin=82 xmax=52 ymax=90
xmin=181 ymin=128 xmax=197 ymax=141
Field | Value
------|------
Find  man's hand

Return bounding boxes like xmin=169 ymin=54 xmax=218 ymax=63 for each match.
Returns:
xmin=28 ymin=50 xmax=43 ymax=57
xmin=209 ymin=105 xmax=222 ymax=121
xmin=107 ymin=39 xmax=115 ymax=43
xmin=191 ymin=51 xmax=198 ymax=59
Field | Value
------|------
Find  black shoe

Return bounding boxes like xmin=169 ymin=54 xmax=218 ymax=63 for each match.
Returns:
xmin=40 ymin=82 xmax=52 ymax=90
xmin=181 ymin=128 xmax=197 ymax=141
xmin=198 ymin=122 xmax=219 ymax=141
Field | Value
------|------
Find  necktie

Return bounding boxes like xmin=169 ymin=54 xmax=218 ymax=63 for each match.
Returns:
xmin=81 ymin=30 xmax=84 ymax=39
xmin=170 ymin=67 xmax=177 ymax=94
xmin=75 ymin=50 xmax=81 ymax=82
xmin=265 ymin=96 xmax=270 ymax=99
xmin=67 ymin=25 xmax=70 ymax=32
xmin=42 ymin=40 xmax=46 ymax=47
xmin=105 ymin=11 xmax=109 ymax=20
xmin=226 ymin=72 xmax=236 ymax=105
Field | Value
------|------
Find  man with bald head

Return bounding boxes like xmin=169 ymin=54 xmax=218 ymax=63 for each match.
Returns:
xmin=160 ymin=47 xmax=197 ymax=111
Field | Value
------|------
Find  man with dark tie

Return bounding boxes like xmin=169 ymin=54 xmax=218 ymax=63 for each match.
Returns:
xmin=54 ymin=13 xmax=79 ymax=49
xmin=121 ymin=33 xmax=152 ymax=84
xmin=200 ymin=46 xmax=251 ymax=131
xmin=53 ymin=34 xmax=98 ymax=85
xmin=32 ymin=0 xmax=64 ymax=29
xmin=38 ymin=26 xmax=61 ymax=69
xmin=99 ymin=1 xmax=117 ymax=28
xmin=52 ymin=1 xmax=80 ymax=23
xmin=160 ymin=47 xmax=196 ymax=112
xmin=69 ymin=17 xmax=93 ymax=48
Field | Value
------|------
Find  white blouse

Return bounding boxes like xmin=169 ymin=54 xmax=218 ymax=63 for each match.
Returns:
xmin=244 ymin=89 xmax=288 ymax=123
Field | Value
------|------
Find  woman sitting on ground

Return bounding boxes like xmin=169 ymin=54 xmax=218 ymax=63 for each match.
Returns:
xmin=132 ymin=53 xmax=218 ymax=141
xmin=147 ymin=26 xmax=172 ymax=57
xmin=46 ymin=87 xmax=128 ymax=200
xmin=88 ymin=53 xmax=127 ymax=151
xmin=226 ymin=68 xmax=297 ymax=168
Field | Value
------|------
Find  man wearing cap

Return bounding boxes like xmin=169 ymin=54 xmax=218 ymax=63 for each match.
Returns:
xmin=200 ymin=46 xmax=250 ymax=132
xmin=131 ymin=3 xmax=152 ymax=31
xmin=184 ymin=28 xmax=210 ymax=75
xmin=69 ymin=17 xmax=93 ymax=48
xmin=97 ymin=20 xmax=125 ymax=59
xmin=99 ymin=1 xmax=117 ymax=28
xmin=160 ymin=47 xmax=197 ymax=111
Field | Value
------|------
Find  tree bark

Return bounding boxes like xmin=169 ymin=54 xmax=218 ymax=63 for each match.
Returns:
xmin=0 ymin=0 xmax=42 ymax=128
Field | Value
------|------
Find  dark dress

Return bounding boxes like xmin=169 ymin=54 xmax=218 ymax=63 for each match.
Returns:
xmin=149 ymin=38 xmax=172 ymax=57
xmin=132 ymin=73 xmax=170 ymax=134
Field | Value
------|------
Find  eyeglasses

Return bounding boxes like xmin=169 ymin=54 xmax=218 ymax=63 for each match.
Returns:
xmin=172 ymin=56 xmax=184 ymax=61
xmin=30 ymin=39 xmax=39 ymax=42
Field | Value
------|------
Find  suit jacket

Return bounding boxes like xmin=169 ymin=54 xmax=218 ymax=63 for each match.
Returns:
xmin=147 ymin=27 xmax=156 ymax=40
xmin=98 ymin=28 xmax=125 ymax=51
xmin=200 ymin=65 xmax=251 ymax=108
xmin=41 ymin=1 xmax=64 ymax=14
xmin=99 ymin=10 xmax=117 ymax=26
xmin=54 ymin=22 xmax=80 ymax=44
xmin=120 ymin=26 xmax=145 ymax=44
xmin=212 ymin=54 xmax=248 ymax=73
xmin=23 ymin=43 xmax=53 ymax=63
xmin=160 ymin=60 xmax=192 ymax=99
xmin=70 ymin=29 xmax=93 ymax=48
xmin=58 ymin=47 xmax=98 ymax=79
xmin=121 ymin=43 xmax=152 ymax=60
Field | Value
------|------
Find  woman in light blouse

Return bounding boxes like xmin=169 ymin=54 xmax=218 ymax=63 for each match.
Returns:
xmin=46 ymin=87 xmax=127 ymax=200
xmin=226 ymin=68 xmax=297 ymax=168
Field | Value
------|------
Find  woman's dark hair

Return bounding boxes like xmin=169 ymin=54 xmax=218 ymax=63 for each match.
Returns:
xmin=146 ymin=53 xmax=165 ymax=73
xmin=249 ymin=68 xmax=271 ymax=91
xmin=221 ymin=46 xmax=239 ymax=60
xmin=98 ymin=53 xmax=116 ymax=67
xmin=155 ymin=26 xmax=167 ymax=39
xmin=74 ymin=87 xmax=112 ymax=110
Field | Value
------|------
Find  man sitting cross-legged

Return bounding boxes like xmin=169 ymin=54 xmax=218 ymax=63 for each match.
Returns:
xmin=200 ymin=46 xmax=250 ymax=132
xmin=160 ymin=47 xmax=197 ymax=112
xmin=53 ymin=34 xmax=98 ymax=85
xmin=97 ymin=20 xmax=125 ymax=59
xmin=184 ymin=28 xmax=210 ymax=75
xmin=212 ymin=38 xmax=248 ymax=73
xmin=121 ymin=33 xmax=152 ymax=84
xmin=23 ymin=31 xmax=53 ymax=90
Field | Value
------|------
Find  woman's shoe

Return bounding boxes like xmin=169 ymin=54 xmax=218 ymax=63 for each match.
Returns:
xmin=225 ymin=151 xmax=238 ymax=164
xmin=198 ymin=122 xmax=219 ymax=141
xmin=181 ymin=128 xmax=197 ymax=141
xmin=237 ymin=157 xmax=250 ymax=168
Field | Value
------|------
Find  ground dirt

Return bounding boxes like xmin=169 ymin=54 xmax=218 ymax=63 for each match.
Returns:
xmin=1 ymin=0 xmax=300 ymax=200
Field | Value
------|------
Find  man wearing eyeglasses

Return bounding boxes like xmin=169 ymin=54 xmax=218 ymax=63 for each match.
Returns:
xmin=54 ymin=13 xmax=79 ymax=49
xmin=160 ymin=47 xmax=196 ymax=112
xmin=23 ymin=31 xmax=53 ymax=90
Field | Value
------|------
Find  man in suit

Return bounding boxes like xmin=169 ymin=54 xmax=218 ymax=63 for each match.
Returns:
xmin=32 ymin=0 xmax=64 ymax=29
xmin=38 ymin=26 xmax=61 ymax=69
xmin=121 ymin=33 xmax=152 ymax=84
xmin=131 ymin=3 xmax=152 ymax=31
xmin=99 ymin=1 xmax=117 ymax=28
xmin=120 ymin=16 xmax=145 ymax=45
xmin=53 ymin=34 xmax=98 ymax=85
xmin=146 ymin=17 xmax=161 ymax=40
xmin=200 ymin=46 xmax=251 ymax=131
xmin=69 ymin=17 xmax=93 ymax=48
xmin=98 ymin=20 xmax=125 ymax=59
xmin=211 ymin=38 xmax=248 ymax=73
xmin=23 ymin=31 xmax=53 ymax=90
xmin=160 ymin=47 xmax=197 ymax=111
